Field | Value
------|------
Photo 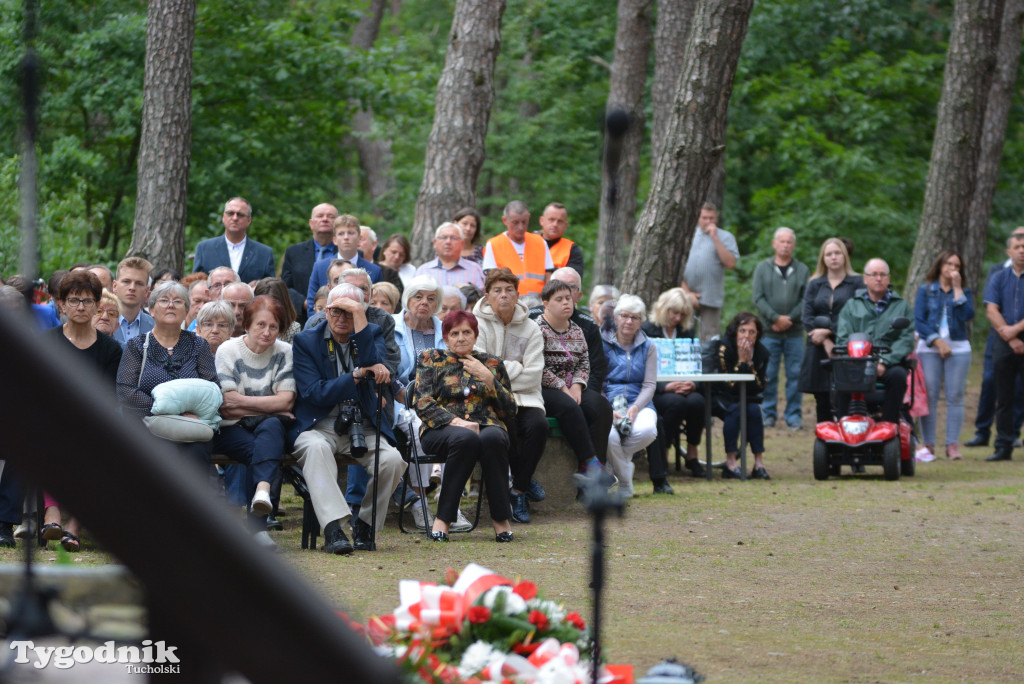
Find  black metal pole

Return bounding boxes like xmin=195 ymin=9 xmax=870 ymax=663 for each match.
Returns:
xmin=370 ymin=375 xmax=385 ymax=551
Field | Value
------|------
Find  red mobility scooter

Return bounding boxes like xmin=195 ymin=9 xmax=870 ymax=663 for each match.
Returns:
xmin=812 ymin=316 xmax=916 ymax=481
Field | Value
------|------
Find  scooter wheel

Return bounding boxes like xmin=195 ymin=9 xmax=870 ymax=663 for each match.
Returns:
xmin=813 ymin=438 xmax=830 ymax=481
xmin=883 ymin=438 xmax=901 ymax=481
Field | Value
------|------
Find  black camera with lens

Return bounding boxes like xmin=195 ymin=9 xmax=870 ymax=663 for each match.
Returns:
xmin=334 ymin=401 xmax=368 ymax=456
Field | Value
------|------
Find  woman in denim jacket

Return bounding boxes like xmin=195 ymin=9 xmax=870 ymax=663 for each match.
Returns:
xmin=914 ymin=251 xmax=974 ymax=460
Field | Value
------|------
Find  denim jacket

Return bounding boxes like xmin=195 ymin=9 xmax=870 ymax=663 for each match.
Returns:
xmin=914 ymin=281 xmax=974 ymax=346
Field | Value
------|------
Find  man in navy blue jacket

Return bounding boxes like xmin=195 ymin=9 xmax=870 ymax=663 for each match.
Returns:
xmin=192 ymin=197 xmax=276 ymax=284
xmin=290 ymin=283 xmax=403 ymax=553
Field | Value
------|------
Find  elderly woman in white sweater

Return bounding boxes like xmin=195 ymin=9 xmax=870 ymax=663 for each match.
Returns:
xmin=214 ymin=295 xmax=295 ymax=547
xmin=473 ymin=268 xmax=547 ymax=524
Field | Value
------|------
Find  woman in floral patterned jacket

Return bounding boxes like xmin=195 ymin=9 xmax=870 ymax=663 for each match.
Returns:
xmin=410 ymin=310 xmax=518 ymax=543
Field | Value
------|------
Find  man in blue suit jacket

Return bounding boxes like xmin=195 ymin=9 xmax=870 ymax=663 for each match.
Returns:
xmin=290 ymin=283 xmax=403 ymax=553
xmin=305 ymin=214 xmax=382 ymax=318
xmin=192 ymin=197 xmax=276 ymax=284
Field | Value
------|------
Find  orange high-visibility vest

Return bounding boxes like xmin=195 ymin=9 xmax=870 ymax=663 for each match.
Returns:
xmin=488 ymin=232 xmax=547 ymax=295
xmin=546 ymin=236 xmax=574 ymax=269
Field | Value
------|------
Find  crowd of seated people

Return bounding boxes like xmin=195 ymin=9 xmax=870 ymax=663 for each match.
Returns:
xmin=4 ymin=194 xmax=993 ymax=554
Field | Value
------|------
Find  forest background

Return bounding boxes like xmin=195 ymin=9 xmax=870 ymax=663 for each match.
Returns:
xmin=2 ymin=0 xmax=1022 ymax=325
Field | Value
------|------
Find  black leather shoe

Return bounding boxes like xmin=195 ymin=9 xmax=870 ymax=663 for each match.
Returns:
xmin=750 ymin=466 xmax=771 ymax=480
xmin=986 ymin=450 xmax=1013 ymax=462
xmin=684 ymin=459 xmax=706 ymax=478
xmin=495 ymin=531 xmax=514 ymax=543
xmin=352 ymin=517 xmax=373 ymax=551
xmin=429 ymin=530 xmax=449 ymax=543
xmin=964 ymin=433 xmax=989 ymax=448
xmin=0 ymin=523 xmax=15 ymax=549
xmin=266 ymin=517 xmax=283 ymax=532
xmin=652 ymin=479 xmax=675 ymax=495
xmin=721 ymin=466 xmax=743 ymax=479
xmin=322 ymin=520 xmax=354 ymax=555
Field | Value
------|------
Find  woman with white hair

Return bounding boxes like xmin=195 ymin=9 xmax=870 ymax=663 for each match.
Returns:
xmin=394 ymin=275 xmax=446 ymax=388
xmin=195 ymin=300 xmax=236 ymax=356
xmin=642 ymin=287 xmax=706 ymax=478
xmin=601 ymin=294 xmax=666 ymax=497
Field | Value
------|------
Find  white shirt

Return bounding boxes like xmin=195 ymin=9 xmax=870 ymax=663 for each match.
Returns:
xmin=226 ymin=236 xmax=247 ymax=274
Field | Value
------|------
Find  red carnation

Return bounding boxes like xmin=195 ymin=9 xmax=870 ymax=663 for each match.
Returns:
xmin=528 ymin=609 xmax=550 ymax=631
xmin=445 ymin=567 xmax=460 ymax=586
xmin=565 ymin=612 xmax=586 ymax=630
xmin=513 ymin=581 xmax=538 ymax=601
xmin=468 ymin=605 xmax=492 ymax=624
xmin=367 ymin=615 xmax=395 ymax=644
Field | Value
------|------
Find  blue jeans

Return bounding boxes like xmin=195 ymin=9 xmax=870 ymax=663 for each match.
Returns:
xmin=762 ymin=335 xmax=804 ymax=427
xmin=917 ymin=351 xmax=971 ymax=447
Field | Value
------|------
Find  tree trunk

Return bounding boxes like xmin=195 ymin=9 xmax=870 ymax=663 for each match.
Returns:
xmin=128 ymin=0 xmax=196 ymax=274
xmin=594 ymin=0 xmax=653 ymax=285
xmin=963 ymin=0 xmax=1023 ymax=295
xmin=619 ymin=0 xmax=753 ymax=305
xmin=349 ymin=0 xmax=394 ymax=206
xmin=905 ymin=0 xmax=1005 ymax=299
xmin=410 ymin=0 xmax=506 ymax=264
xmin=651 ymin=0 xmax=697 ymax=164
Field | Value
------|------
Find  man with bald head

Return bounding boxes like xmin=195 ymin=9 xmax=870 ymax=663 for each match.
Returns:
xmin=752 ymin=227 xmax=808 ymax=430
xmin=221 ymin=281 xmax=255 ymax=337
xmin=282 ymin=203 xmax=340 ymax=323
xmin=835 ymin=258 xmax=914 ymax=423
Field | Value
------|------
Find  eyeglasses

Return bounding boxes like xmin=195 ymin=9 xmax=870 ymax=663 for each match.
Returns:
xmin=617 ymin=313 xmax=642 ymax=322
xmin=95 ymin=309 xmax=119 ymax=319
xmin=326 ymin=308 xmax=353 ymax=319
xmin=224 ymin=211 xmax=250 ymax=218
xmin=65 ymin=297 xmax=95 ymax=308
xmin=864 ymin=273 xmax=889 ymax=279
xmin=199 ymin=321 xmax=232 ymax=331
xmin=156 ymin=298 xmax=187 ymax=308
xmin=436 ymin=235 xmax=462 ymax=242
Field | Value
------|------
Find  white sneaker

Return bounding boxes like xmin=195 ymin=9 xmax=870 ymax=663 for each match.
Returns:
xmin=250 ymin=490 xmax=273 ymax=516
xmin=915 ymin=446 xmax=936 ymax=463
xmin=411 ymin=503 xmax=434 ymax=530
xmin=254 ymin=530 xmax=277 ymax=549
xmin=450 ymin=509 xmax=473 ymax=532
xmin=13 ymin=524 xmax=28 ymax=540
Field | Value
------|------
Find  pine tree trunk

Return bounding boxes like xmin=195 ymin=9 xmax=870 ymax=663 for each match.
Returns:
xmin=594 ymin=0 xmax=653 ymax=285
xmin=651 ymin=0 xmax=697 ymax=164
xmin=619 ymin=0 xmax=753 ymax=304
xmin=128 ymin=0 xmax=195 ymax=274
xmin=964 ymin=0 xmax=1023 ymax=294
xmin=349 ymin=0 xmax=394 ymax=206
xmin=410 ymin=0 xmax=506 ymax=264
xmin=905 ymin=0 xmax=1005 ymax=298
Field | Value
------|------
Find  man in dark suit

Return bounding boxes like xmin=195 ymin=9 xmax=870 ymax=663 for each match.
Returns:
xmin=192 ymin=197 xmax=276 ymax=284
xmin=290 ymin=283 xmax=404 ymax=553
xmin=281 ymin=203 xmax=339 ymax=323
xmin=306 ymin=214 xmax=382 ymax=318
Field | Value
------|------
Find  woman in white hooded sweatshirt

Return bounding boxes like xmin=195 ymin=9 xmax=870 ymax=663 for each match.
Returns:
xmin=473 ymin=268 xmax=547 ymax=524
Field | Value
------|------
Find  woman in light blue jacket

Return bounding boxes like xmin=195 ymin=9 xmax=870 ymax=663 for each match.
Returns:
xmin=393 ymin=275 xmax=446 ymax=388
xmin=913 ymin=251 xmax=974 ymax=460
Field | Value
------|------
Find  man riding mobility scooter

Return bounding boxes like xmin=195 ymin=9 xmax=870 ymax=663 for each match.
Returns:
xmin=812 ymin=315 xmax=916 ymax=481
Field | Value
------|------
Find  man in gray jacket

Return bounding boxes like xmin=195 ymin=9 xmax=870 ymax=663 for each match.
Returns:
xmin=752 ymin=227 xmax=809 ymax=430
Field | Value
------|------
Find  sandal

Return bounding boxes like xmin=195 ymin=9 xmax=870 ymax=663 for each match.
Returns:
xmin=60 ymin=531 xmax=80 ymax=552
xmin=41 ymin=522 xmax=63 ymax=541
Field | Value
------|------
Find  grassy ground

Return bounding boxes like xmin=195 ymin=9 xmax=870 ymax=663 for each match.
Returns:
xmin=6 ymin=367 xmax=1023 ymax=682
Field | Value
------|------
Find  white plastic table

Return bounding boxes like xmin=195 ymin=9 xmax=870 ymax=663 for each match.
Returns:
xmin=656 ymin=374 xmax=756 ymax=481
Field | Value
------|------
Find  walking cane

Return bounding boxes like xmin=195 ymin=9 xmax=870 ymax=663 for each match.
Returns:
xmin=402 ymin=383 xmax=432 ymax=533
xmin=369 ymin=371 xmax=385 ymax=551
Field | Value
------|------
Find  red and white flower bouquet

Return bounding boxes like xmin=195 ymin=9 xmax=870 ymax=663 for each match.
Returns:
xmin=344 ymin=563 xmax=632 ymax=684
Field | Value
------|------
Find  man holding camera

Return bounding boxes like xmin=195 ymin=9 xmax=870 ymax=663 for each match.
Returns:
xmin=290 ymin=283 xmax=404 ymax=554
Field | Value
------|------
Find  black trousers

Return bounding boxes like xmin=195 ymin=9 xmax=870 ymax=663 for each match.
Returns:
xmin=652 ymin=390 xmax=705 ymax=449
xmin=507 ymin=406 xmax=549 ymax=493
xmin=542 ymin=387 xmax=613 ymax=469
xmin=421 ymin=424 xmax=511 ymax=524
xmin=993 ymin=339 xmax=1024 ymax=450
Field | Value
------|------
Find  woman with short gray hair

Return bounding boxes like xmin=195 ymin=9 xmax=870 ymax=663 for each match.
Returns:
xmin=195 ymin=300 xmax=236 ymax=356
xmin=395 ymin=276 xmax=445 ymax=387
xmin=601 ymin=294 xmax=667 ymax=497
